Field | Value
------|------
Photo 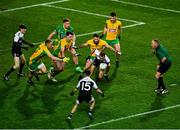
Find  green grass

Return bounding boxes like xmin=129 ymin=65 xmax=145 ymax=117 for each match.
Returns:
xmin=0 ymin=0 xmax=180 ymax=129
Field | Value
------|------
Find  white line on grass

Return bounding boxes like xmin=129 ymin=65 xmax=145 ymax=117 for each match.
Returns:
xmin=76 ymin=104 xmax=180 ymax=129
xmin=0 ymin=0 xmax=70 ymax=14
xmin=111 ymin=0 xmax=180 ymax=14
xmin=42 ymin=4 xmax=144 ymax=24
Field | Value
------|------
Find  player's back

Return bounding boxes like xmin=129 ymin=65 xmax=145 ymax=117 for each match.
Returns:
xmin=77 ymin=76 xmax=98 ymax=96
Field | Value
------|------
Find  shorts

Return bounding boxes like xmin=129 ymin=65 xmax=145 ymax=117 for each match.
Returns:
xmin=76 ymin=94 xmax=95 ymax=104
xmin=12 ymin=46 xmax=22 ymax=57
xmin=157 ymin=62 xmax=172 ymax=74
xmin=105 ymin=38 xmax=119 ymax=45
xmin=27 ymin=61 xmax=45 ymax=72
xmin=93 ymin=56 xmax=110 ymax=67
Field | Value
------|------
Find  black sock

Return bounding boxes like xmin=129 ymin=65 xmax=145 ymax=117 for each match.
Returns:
xmin=51 ymin=70 xmax=60 ymax=77
xmin=76 ymin=64 xmax=79 ymax=67
xmin=5 ymin=67 xmax=15 ymax=76
xmin=158 ymin=77 xmax=166 ymax=89
xmin=69 ymin=113 xmax=73 ymax=117
xmin=89 ymin=109 xmax=93 ymax=113
xmin=95 ymin=78 xmax=101 ymax=83
xmin=19 ymin=63 xmax=25 ymax=74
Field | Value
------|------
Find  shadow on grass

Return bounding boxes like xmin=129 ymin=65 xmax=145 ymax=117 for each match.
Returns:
xmin=16 ymin=73 xmax=76 ymax=119
xmin=140 ymin=94 xmax=166 ymax=122
xmin=0 ymin=76 xmax=20 ymax=107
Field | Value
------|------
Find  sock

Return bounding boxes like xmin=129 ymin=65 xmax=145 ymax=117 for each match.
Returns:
xmin=19 ymin=63 xmax=25 ymax=74
xmin=95 ymin=78 xmax=101 ymax=83
xmin=51 ymin=69 xmax=60 ymax=77
xmin=69 ymin=113 xmax=73 ymax=117
xmin=89 ymin=109 xmax=93 ymax=113
xmin=5 ymin=67 xmax=15 ymax=76
xmin=159 ymin=77 xmax=166 ymax=89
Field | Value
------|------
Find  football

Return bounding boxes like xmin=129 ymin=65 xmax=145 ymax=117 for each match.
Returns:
xmin=99 ymin=63 xmax=107 ymax=70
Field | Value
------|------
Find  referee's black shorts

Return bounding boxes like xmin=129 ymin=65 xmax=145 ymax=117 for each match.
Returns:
xmin=157 ymin=62 xmax=172 ymax=74
xmin=12 ymin=46 xmax=22 ymax=57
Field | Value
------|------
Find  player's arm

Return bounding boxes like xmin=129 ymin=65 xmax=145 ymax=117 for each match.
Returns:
xmin=93 ymin=82 xmax=104 ymax=97
xmin=22 ymin=39 xmax=34 ymax=47
xmin=70 ymin=81 xmax=80 ymax=96
xmin=100 ymin=23 xmax=107 ymax=39
xmin=59 ymin=46 xmax=65 ymax=58
xmin=158 ymin=51 xmax=167 ymax=64
xmin=73 ymin=42 xmax=89 ymax=49
xmin=117 ymin=25 xmax=122 ymax=40
xmin=104 ymin=44 xmax=116 ymax=52
xmin=161 ymin=57 xmax=167 ymax=63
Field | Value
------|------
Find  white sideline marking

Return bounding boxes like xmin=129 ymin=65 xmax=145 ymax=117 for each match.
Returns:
xmin=43 ymin=4 xmax=143 ymax=24
xmin=111 ymin=0 xmax=180 ymax=14
xmin=0 ymin=0 xmax=70 ymax=14
xmin=77 ymin=104 xmax=180 ymax=129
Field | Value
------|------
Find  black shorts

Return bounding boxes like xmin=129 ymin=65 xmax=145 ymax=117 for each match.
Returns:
xmin=76 ymin=94 xmax=94 ymax=104
xmin=93 ymin=58 xmax=101 ymax=67
xmin=158 ymin=62 xmax=172 ymax=74
xmin=12 ymin=46 xmax=22 ymax=57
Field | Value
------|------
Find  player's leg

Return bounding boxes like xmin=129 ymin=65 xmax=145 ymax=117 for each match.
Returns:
xmin=4 ymin=55 xmax=20 ymax=80
xmin=114 ymin=43 xmax=121 ymax=67
xmin=18 ymin=54 xmax=26 ymax=76
xmin=69 ymin=48 xmax=83 ymax=73
xmin=48 ymin=61 xmax=64 ymax=82
xmin=88 ymin=96 xmax=95 ymax=119
xmin=95 ymin=68 xmax=104 ymax=83
xmin=67 ymin=97 xmax=81 ymax=120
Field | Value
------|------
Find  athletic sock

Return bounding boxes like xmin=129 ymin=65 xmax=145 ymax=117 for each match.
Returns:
xmin=5 ymin=67 xmax=15 ymax=76
xmin=160 ymin=77 xmax=166 ymax=89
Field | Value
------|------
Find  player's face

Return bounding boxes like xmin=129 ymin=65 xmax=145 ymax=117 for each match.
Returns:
xmin=93 ymin=37 xmax=100 ymax=44
xmin=64 ymin=21 xmax=70 ymax=29
xmin=47 ymin=42 xmax=53 ymax=49
xmin=110 ymin=16 xmax=116 ymax=23
xmin=151 ymin=40 xmax=158 ymax=49
xmin=21 ymin=28 xmax=27 ymax=34
xmin=67 ymin=34 xmax=73 ymax=41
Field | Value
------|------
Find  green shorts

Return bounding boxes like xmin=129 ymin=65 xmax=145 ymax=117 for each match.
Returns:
xmin=27 ymin=60 xmax=43 ymax=71
xmin=105 ymin=38 xmax=119 ymax=45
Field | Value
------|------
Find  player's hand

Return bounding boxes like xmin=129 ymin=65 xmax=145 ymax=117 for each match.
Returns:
xmin=70 ymin=91 xmax=74 ymax=96
xmin=116 ymin=51 xmax=122 ymax=55
xmin=101 ymin=93 xmax=105 ymax=97
xmin=63 ymin=57 xmax=70 ymax=63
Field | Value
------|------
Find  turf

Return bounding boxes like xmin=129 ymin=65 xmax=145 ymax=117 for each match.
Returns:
xmin=0 ymin=0 xmax=180 ymax=129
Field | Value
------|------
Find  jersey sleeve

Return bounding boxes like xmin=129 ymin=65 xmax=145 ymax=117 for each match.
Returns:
xmin=14 ymin=33 xmax=20 ymax=42
xmin=92 ymin=80 xmax=98 ymax=89
xmin=157 ymin=50 xmax=166 ymax=60
xmin=76 ymin=81 xmax=81 ymax=89
xmin=54 ymin=26 xmax=60 ymax=33
xmin=86 ymin=40 xmax=91 ymax=46
xmin=118 ymin=21 xmax=122 ymax=27
xmin=43 ymin=46 xmax=52 ymax=57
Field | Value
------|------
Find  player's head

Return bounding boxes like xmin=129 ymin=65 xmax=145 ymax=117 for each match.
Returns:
xmin=19 ymin=24 xmax=27 ymax=34
xmin=99 ymin=52 xmax=106 ymax=61
xmin=151 ymin=39 xmax=160 ymax=49
xmin=110 ymin=12 xmax=117 ymax=23
xmin=84 ymin=70 xmax=91 ymax=76
xmin=93 ymin=33 xmax=100 ymax=45
xmin=63 ymin=18 xmax=70 ymax=29
xmin=66 ymin=31 xmax=74 ymax=41
xmin=45 ymin=39 xmax=53 ymax=49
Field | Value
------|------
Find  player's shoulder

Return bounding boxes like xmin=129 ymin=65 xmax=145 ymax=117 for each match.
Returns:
xmin=106 ymin=19 xmax=110 ymax=24
xmin=87 ymin=39 xmax=93 ymax=44
xmin=15 ymin=31 xmax=22 ymax=37
xmin=116 ymin=20 xmax=122 ymax=25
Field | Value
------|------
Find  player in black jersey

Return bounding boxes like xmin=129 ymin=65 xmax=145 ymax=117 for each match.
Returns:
xmin=66 ymin=70 xmax=104 ymax=120
xmin=3 ymin=24 xmax=34 ymax=80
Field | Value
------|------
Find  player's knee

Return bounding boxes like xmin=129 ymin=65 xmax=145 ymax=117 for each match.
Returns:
xmin=21 ymin=59 xmax=26 ymax=64
xmin=13 ymin=64 xmax=20 ymax=69
xmin=155 ymin=73 xmax=161 ymax=79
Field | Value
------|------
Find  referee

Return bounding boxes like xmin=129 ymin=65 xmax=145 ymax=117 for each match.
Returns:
xmin=151 ymin=39 xmax=172 ymax=94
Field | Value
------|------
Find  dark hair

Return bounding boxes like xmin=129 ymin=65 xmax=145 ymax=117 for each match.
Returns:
xmin=153 ymin=39 xmax=160 ymax=44
xmin=63 ymin=18 xmax=70 ymax=23
xmin=45 ymin=39 xmax=52 ymax=45
xmin=110 ymin=12 xmax=117 ymax=17
xmin=100 ymin=52 xmax=105 ymax=57
xmin=84 ymin=70 xmax=91 ymax=76
xmin=93 ymin=33 xmax=99 ymax=38
xmin=19 ymin=24 xmax=27 ymax=29
xmin=66 ymin=31 xmax=74 ymax=36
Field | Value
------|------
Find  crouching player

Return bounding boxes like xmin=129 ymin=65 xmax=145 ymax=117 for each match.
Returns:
xmin=27 ymin=39 xmax=69 ymax=85
xmin=66 ymin=70 xmax=104 ymax=120
xmin=90 ymin=52 xmax=110 ymax=83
